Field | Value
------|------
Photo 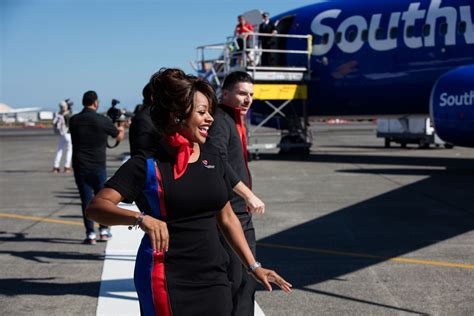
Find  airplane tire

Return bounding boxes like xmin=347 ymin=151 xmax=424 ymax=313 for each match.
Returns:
xmin=444 ymin=143 xmax=454 ymax=149
xmin=418 ymin=140 xmax=430 ymax=149
xmin=249 ymin=152 xmax=260 ymax=161
xmin=384 ymin=138 xmax=391 ymax=148
xmin=278 ymin=135 xmax=310 ymax=155
xmin=401 ymin=142 xmax=407 ymax=148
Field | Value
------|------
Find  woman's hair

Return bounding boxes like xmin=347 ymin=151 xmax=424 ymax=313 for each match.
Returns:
xmin=149 ymin=68 xmax=217 ymax=135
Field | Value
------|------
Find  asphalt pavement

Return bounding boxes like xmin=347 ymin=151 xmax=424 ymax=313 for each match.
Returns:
xmin=1 ymin=123 xmax=473 ymax=315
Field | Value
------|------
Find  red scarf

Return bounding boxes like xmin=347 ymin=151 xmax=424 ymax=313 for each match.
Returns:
xmin=228 ymin=106 xmax=252 ymax=188
xmin=164 ymin=133 xmax=194 ymax=180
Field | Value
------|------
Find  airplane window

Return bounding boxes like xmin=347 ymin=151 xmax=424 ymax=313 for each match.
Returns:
xmin=362 ymin=29 xmax=368 ymax=41
xmin=375 ymin=28 xmax=384 ymax=40
xmin=423 ymin=24 xmax=431 ymax=37
xmin=406 ymin=25 xmax=415 ymax=38
xmin=335 ymin=32 xmax=342 ymax=43
xmin=459 ymin=21 xmax=467 ymax=34
xmin=322 ymin=33 xmax=329 ymax=45
xmin=439 ymin=22 xmax=448 ymax=35
xmin=390 ymin=27 xmax=398 ymax=39
xmin=347 ymin=30 xmax=357 ymax=42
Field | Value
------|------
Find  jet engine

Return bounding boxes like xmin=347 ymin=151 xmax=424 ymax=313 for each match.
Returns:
xmin=430 ymin=65 xmax=474 ymax=147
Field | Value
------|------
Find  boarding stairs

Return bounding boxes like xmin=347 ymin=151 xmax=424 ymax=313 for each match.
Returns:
xmin=195 ymin=32 xmax=313 ymax=154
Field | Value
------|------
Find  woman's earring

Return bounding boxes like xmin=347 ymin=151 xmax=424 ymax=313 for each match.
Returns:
xmin=174 ymin=118 xmax=180 ymax=124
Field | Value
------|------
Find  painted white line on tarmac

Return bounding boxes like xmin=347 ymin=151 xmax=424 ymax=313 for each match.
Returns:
xmin=255 ymin=301 xmax=265 ymax=316
xmin=97 ymin=203 xmax=142 ymax=316
xmin=96 ymin=203 xmax=265 ymax=316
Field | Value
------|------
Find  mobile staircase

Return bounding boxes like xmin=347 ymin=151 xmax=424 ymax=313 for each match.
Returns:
xmin=195 ymin=32 xmax=313 ymax=155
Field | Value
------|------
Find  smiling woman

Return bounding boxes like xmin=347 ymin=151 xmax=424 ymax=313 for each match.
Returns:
xmin=85 ymin=68 xmax=291 ymax=315
xmin=150 ymin=69 xmax=216 ymax=155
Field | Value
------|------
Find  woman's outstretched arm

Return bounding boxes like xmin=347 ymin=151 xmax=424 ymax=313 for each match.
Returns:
xmin=216 ymin=202 xmax=292 ymax=293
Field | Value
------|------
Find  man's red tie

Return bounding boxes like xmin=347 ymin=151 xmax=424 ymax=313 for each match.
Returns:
xmin=234 ymin=110 xmax=252 ymax=189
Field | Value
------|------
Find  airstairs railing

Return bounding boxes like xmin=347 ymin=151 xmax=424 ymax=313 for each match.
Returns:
xmin=195 ymin=32 xmax=313 ymax=155
xmin=195 ymin=33 xmax=313 ymax=88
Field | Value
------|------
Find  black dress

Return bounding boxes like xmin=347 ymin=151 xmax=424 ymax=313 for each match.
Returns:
xmin=106 ymin=142 xmax=233 ymax=316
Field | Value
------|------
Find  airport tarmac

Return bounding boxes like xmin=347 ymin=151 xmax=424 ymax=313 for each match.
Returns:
xmin=1 ymin=122 xmax=473 ymax=315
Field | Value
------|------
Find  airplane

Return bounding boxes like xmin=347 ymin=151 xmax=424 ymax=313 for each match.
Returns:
xmin=0 ymin=103 xmax=42 ymax=123
xmin=196 ymin=0 xmax=474 ymax=149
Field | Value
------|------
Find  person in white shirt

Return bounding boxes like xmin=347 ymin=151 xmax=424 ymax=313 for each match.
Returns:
xmin=52 ymin=100 xmax=73 ymax=173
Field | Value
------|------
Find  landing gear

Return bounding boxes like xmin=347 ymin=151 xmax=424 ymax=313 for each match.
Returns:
xmin=278 ymin=116 xmax=311 ymax=155
xmin=279 ymin=134 xmax=310 ymax=155
xmin=418 ymin=139 xmax=430 ymax=149
xmin=248 ymin=151 xmax=260 ymax=161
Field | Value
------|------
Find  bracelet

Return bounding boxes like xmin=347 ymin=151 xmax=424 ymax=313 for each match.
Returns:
xmin=128 ymin=212 xmax=145 ymax=230
xmin=247 ymin=261 xmax=262 ymax=273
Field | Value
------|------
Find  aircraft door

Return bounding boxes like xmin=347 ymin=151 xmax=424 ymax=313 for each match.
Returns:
xmin=275 ymin=15 xmax=295 ymax=67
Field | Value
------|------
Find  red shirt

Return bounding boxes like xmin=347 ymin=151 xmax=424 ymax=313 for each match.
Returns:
xmin=235 ymin=22 xmax=254 ymax=36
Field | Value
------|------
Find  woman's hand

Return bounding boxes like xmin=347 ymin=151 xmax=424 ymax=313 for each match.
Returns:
xmin=251 ymin=267 xmax=292 ymax=293
xmin=140 ymin=215 xmax=169 ymax=253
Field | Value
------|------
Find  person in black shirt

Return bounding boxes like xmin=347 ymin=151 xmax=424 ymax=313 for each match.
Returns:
xmin=258 ymin=12 xmax=277 ymax=66
xmin=208 ymin=71 xmax=265 ymax=315
xmin=85 ymin=68 xmax=291 ymax=315
xmin=129 ymin=83 xmax=161 ymax=157
xmin=69 ymin=90 xmax=125 ymax=244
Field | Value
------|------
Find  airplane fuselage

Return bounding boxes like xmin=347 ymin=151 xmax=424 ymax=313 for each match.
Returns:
xmin=275 ymin=0 xmax=474 ymax=117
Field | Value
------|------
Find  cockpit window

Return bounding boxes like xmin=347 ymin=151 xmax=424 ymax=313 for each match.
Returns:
xmin=313 ymin=34 xmax=321 ymax=44
xmin=361 ymin=29 xmax=368 ymax=41
xmin=406 ymin=25 xmax=415 ymax=38
xmin=439 ymin=22 xmax=448 ymax=35
xmin=458 ymin=21 xmax=467 ymax=34
xmin=423 ymin=24 xmax=431 ymax=37
xmin=389 ymin=27 xmax=398 ymax=39
xmin=375 ymin=28 xmax=384 ymax=40
xmin=322 ymin=33 xmax=330 ymax=45
xmin=347 ymin=30 xmax=357 ymax=42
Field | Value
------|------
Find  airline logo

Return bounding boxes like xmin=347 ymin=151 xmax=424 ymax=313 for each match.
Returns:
xmin=202 ymin=160 xmax=215 ymax=169
xmin=439 ymin=91 xmax=474 ymax=106
xmin=311 ymin=0 xmax=474 ymax=56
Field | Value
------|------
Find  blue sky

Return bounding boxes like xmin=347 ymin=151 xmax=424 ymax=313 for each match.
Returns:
xmin=0 ymin=0 xmax=316 ymax=111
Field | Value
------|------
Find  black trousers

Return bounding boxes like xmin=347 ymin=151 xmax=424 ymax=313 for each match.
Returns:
xmin=220 ymin=215 xmax=257 ymax=316
xmin=260 ymin=40 xmax=275 ymax=66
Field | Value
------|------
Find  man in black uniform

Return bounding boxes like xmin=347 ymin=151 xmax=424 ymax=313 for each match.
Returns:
xmin=69 ymin=90 xmax=125 ymax=244
xmin=208 ymin=71 xmax=265 ymax=315
xmin=129 ymin=83 xmax=160 ymax=157
xmin=258 ymin=12 xmax=277 ymax=66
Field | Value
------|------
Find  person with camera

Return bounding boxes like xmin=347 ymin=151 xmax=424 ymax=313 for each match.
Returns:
xmin=69 ymin=90 xmax=125 ymax=244
xmin=52 ymin=99 xmax=73 ymax=173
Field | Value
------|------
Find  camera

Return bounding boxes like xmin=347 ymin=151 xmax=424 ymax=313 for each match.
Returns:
xmin=106 ymin=99 xmax=126 ymax=149
xmin=64 ymin=98 xmax=74 ymax=111
xmin=106 ymin=99 xmax=126 ymax=123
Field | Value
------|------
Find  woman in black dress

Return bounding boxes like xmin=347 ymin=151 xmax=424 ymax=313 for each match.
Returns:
xmin=86 ymin=68 xmax=291 ymax=316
